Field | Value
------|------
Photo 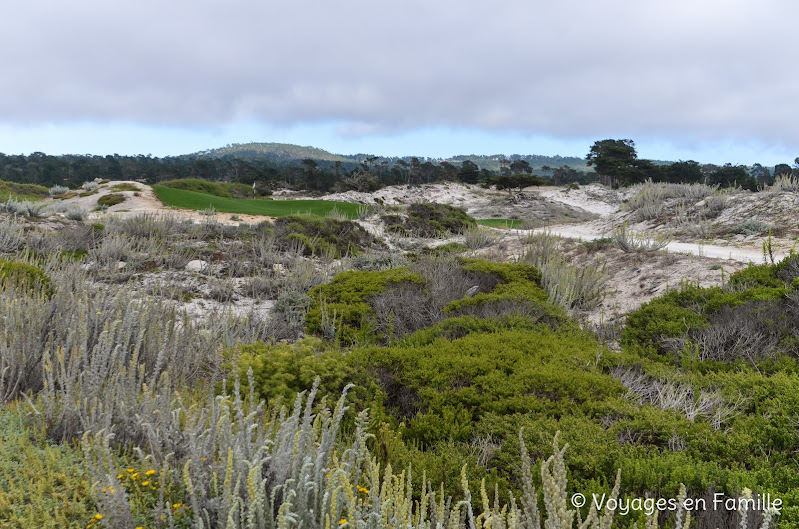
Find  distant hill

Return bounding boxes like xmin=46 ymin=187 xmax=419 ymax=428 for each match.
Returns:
xmin=194 ymin=143 xmax=359 ymax=165
xmin=191 ymin=143 xmax=594 ymax=172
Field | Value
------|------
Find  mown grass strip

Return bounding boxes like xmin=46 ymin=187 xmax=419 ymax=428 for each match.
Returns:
xmin=476 ymin=218 xmax=524 ymax=229
xmin=153 ymin=185 xmax=365 ymax=218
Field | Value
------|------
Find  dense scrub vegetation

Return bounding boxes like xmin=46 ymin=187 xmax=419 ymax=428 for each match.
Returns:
xmin=623 ymin=256 xmax=799 ymax=360
xmin=229 ymin=257 xmax=799 ymax=528
xmin=304 ymin=260 xmax=567 ymax=346
xmin=266 ymin=215 xmax=384 ymax=258
xmin=0 ymin=208 xmax=796 ymax=528
xmin=381 ymin=202 xmax=476 ymax=237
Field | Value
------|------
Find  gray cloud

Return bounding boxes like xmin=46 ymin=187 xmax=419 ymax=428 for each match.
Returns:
xmin=2 ymin=0 xmax=798 ymax=149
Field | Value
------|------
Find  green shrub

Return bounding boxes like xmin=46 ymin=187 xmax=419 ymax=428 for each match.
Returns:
xmin=399 ymin=314 xmax=551 ymax=346
xmin=622 ymin=295 xmax=708 ymax=351
xmin=348 ymin=252 xmax=409 ymax=271
xmin=0 ymin=408 xmax=95 ymax=527
xmin=267 ymin=215 xmax=383 ymax=258
xmin=582 ymin=237 xmax=613 ymax=252
xmin=232 ymin=338 xmax=363 ymax=406
xmin=624 ymin=258 xmax=794 ymax=363
xmin=306 ymin=259 xmax=562 ymax=346
xmin=421 ymin=241 xmax=468 ymax=256
xmin=306 ymin=267 xmax=424 ymax=345
xmin=382 ymin=202 xmax=476 ymax=237
xmin=729 ymin=262 xmax=784 ymax=288
xmin=97 ymin=193 xmax=126 ymax=207
xmin=109 ymin=183 xmax=140 ymax=192
xmin=0 ymin=259 xmax=52 ymax=295
xmin=443 ymin=260 xmax=562 ymax=322
xmin=460 ymin=258 xmax=542 ymax=284
xmin=357 ymin=328 xmax=622 ymax=439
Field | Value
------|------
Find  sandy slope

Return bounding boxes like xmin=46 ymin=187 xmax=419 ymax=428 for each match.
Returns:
xmin=536 ymin=185 xmax=624 ymax=216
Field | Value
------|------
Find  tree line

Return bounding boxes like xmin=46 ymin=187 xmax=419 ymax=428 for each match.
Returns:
xmin=4 ymin=141 xmax=790 ymax=194
xmin=0 ymin=151 xmax=597 ymax=193
xmin=586 ymin=139 xmax=799 ymax=190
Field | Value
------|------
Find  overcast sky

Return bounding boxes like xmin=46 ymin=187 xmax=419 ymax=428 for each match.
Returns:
xmin=1 ymin=0 xmax=798 ymax=165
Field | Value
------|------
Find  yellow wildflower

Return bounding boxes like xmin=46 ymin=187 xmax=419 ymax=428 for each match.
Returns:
xmin=117 ymin=474 xmax=123 ymax=479
xmin=142 ymin=481 xmax=150 ymax=486
xmin=339 ymin=519 xmax=347 ymax=525
xmin=126 ymin=468 xmax=134 ymax=473
xmin=131 ymin=473 xmax=139 ymax=480
xmin=94 ymin=514 xmax=103 ymax=520
xmin=145 ymin=469 xmax=156 ymax=476
xmin=172 ymin=503 xmax=182 ymax=509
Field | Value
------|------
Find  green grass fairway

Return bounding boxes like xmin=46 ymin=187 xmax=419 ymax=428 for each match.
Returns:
xmin=153 ymin=185 xmax=366 ymax=219
xmin=476 ymin=218 xmax=525 ymax=229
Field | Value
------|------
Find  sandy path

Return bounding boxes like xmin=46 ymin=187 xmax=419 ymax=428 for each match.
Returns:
xmin=526 ymin=184 xmax=791 ymax=264
xmin=526 ymin=225 xmax=785 ymax=264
